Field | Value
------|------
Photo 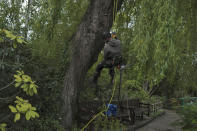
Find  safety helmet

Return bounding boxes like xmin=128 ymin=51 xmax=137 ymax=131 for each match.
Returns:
xmin=111 ymin=32 xmax=117 ymax=39
xmin=102 ymin=32 xmax=111 ymax=40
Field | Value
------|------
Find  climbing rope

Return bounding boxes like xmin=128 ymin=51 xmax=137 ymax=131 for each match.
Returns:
xmin=80 ymin=62 xmax=133 ymax=130
xmin=113 ymin=0 xmax=118 ymax=22
xmin=80 ymin=62 xmax=134 ymax=131
xmin=80 ymin=72 xmax=118 ymax=131
xmin=80 ymin=1 xmax=134 ymax=129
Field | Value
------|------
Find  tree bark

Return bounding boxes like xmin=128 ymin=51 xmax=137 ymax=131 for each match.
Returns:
xmin=191 ymin=0 xmax=197 ymax=51
xmin=61 ymin=0 xmax=124 ymax=128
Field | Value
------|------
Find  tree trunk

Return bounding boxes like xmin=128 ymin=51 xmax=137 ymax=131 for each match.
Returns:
xmin=61 ymin=0 xmax=123 ymax=128
xmin=191 ymin=0 xmax=197 ymax=51
xmin=24 ymin=0 xmax=32 ymax=39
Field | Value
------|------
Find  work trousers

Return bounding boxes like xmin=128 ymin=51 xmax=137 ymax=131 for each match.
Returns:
xmin=93 ymin=59 xmax=116 ymax=84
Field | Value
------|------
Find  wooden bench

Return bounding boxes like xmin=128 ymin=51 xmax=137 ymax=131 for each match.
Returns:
xmin=78 ymin=99 xmax=150 ymax=124
xmin=150 ymin=101 xmax=163 ymax=114
xmin=78 ymin=100 xmax=131 ymax=123
xmin=120 ymin=99 xmax=150 ymax=124
xmin=106 ymin=100 xmax=132 ymax=123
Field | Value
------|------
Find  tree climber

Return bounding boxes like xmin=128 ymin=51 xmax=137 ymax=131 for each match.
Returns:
xmin=93 ymin=32 xmax=122 ymax=84
xmin=111 ymin=32 xmax=118 ymax=39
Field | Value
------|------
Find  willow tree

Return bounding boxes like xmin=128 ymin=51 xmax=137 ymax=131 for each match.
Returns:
xmin=61 ymin=0 xmax=124 ymax=128
xmin=114 ymin=0 xmax=197 ymax=96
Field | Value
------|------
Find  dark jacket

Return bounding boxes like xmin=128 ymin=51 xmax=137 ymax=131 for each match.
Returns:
xmin=104 ymin=39 xmax=121 ymax=60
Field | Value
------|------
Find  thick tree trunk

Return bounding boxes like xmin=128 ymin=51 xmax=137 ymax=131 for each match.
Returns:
xmin=61 ymin=0 xmax=123 ymax=128
xmin=191 ymin=0 xmax=197 ymax=51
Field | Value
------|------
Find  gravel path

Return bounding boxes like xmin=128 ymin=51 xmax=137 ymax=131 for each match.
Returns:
xmin=136 ymin=110 xmax=182 ymax=131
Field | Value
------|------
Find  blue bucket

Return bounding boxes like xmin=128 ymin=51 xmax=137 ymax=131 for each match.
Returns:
xmin=105 ymin=104 xmax=117 ymax=117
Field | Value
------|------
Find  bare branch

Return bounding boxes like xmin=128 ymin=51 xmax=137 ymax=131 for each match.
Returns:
xmin=0 ymin=80 xmax=14 ymax=92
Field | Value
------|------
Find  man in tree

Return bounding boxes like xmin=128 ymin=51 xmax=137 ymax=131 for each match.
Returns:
xmin=111 ymin=32 xmax=118 ymax=39
xmin=93 ymin=32 xmax=122 ymax=84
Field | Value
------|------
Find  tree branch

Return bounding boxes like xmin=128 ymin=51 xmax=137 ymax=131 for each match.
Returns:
xmin=0 ymin=80 xmax=14 ymax=92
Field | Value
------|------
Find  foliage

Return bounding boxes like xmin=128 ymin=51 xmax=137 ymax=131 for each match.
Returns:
xmin=0 ymin=29 xmax=26 ymax=48
xmin=0 ymin=123 xmax=6 ymax=131
xmin=14 ymin=70 xmax=38 ymax=96
xmin=30 ymin=0 xmax=89 ymax=64
xmin=9 ymin=96 xmax=39 ymax=122
xmin=122 ymin=80 xmax=149 ymax=100
xmin=22 ymin=116 xmax=64 ymax=131
xmin=0 ymin=28 xmax=39 ymax=127
xmin=0 ymin=0 xmax=89 ymax=130
xmin=93 ymin=116 xmax=126 ymax=131
xmin=0 ymin=28 xmax=30 ymax=91
xmin=0 ymin=0 xmax=196 ymax=129
xmin=176 ymin=103 xmax=197 ymax=130
xmin=113 ymin=0 xmax=197 ymax=97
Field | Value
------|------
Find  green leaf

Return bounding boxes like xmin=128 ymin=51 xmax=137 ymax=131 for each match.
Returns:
xmin=15 ymin=82 xmax=21 ymax=88
xmin=0 ymin=123 xmax=7 ymax=127
xmin=25 ymin=111 xmax=31 ymax=120
xmin=35 ymin=85 xmax=38 ymax=88
xmin=16 ymin=96 xmax=24 ymax=102
xmin=16 ymin=70 xmax=24 ymax=75
xmin=20 ymin=104 xmax=29 ymax=112
xmin=31 ymin=107 xmax=36 ymax=111
xmin=16 ymin=105 xmax=21 ymax=112
xmin=14 ymin=74 xmax=20 ymax=79
xmin=3 ymin=29 xmax=16 ymax=40
xmin=15 ymin=78 xmax=22 ymax=82
xmin=14 ymin=113 xmax=20 ymax=122
xmin=14 ymin=75 xmax=22 ymax=82
xmin=33 ymin=87 xmax=37 ymax=94
xmin=14 ymin=100 xmax=20 ymax=104
xmin=29 ymin=89 xmax=34 ymax=96
xmin=22 ymin=75 xmax=31 ymax=82
xmin=13 ymin=43 xmax=17 ymax=48
xmin=9 ymin=105 xmax=17 ymax=113
xmin=16 ymin=38 xmax=23 ymax=44
xmin=21 ymin=83 xmax=28 ymax=89
xmin=31 ymin=111 xmax=36 ymax=118
xmin=30 ymin=84 xmax=34 ymax=89
xmin=0 ymin=123 xmax=7 ymax=131
xmin=27 ymin=88 xmax=34 ymax=96
xmin=30 ymin=111 xmax=39 ymax=118
xmin=23 ymin=87 xmax=28 ymax=92
xmin=35 ymin=112 xmax=39 ymax=118
xmin=23 ymin=99 xmax=29 ymax=103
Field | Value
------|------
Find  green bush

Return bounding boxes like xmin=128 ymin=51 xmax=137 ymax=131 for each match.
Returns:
xmin=93 ymin=116 xmax=126 ymax=131
xmin=176 ymin=103 xmax=197 ymax=130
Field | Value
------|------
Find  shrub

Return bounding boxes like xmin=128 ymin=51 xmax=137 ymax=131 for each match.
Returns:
xmin=176 ymin=103 xmax=197 ymax=130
